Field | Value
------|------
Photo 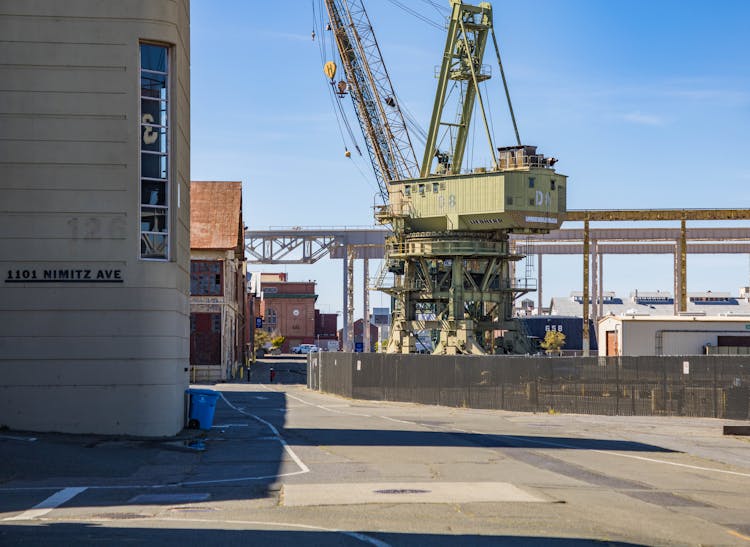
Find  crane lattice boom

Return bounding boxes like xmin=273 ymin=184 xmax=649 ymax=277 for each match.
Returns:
xmin=324 ymin=0 xmax=419 ymax=201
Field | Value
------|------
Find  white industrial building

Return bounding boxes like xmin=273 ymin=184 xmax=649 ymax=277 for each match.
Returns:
xmin=551 ymin=289 xmax=750 ymax=318
xmin=546 ymin=288 xmax=750 ymax=356
xmin=598 ymin=315 xmax=750 ymax=356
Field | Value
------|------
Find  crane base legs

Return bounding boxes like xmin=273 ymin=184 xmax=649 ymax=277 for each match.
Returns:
xmin=379 ymin=231 xmax=535 ymax=355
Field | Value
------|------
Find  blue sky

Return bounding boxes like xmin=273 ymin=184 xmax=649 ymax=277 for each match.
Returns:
xmin=191 ymin=0 xmax=750 ymax=319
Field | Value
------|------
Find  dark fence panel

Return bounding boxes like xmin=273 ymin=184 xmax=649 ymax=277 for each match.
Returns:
xmin=309 ymin=353 xmax=750 ymax=419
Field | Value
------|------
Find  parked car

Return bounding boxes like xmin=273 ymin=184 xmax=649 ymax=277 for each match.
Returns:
xmin=292 ymin=344 xmax=317 ymax=354
xmin=294 ymin=344 xmax=320 ymax=354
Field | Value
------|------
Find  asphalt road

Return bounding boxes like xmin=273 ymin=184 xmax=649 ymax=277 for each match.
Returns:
xmin=1 ymin=357 xmax=749 ymax=546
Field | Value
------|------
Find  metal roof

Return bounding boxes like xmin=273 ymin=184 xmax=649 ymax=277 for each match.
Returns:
xmin=551 ymin=293 xmax=750 ymax=318
xmin=190 ymin=181 xmax=243 ymax=250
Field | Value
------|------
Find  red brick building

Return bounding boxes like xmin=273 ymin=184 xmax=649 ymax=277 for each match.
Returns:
xmin=189 ymin=181 xmax=246 ymax=381
xmin=256 ymin=273 xmax=317 ymax=353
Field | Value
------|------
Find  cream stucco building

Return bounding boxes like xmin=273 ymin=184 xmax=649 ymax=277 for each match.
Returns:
xmin=598 ymin=315 xmax=750 ymax=356
xmin=0 ymin=1 xmax=191 ymax=436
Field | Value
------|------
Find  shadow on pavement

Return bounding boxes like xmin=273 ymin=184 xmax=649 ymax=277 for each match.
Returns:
xmin=283 ymin=428 xmax=677 ymax=452
xmin=0 ymin=522 xmax=647 ymax=546
xmin=0 ymin=389 xmax=289 ymax=510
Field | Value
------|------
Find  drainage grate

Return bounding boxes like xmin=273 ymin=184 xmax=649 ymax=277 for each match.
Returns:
xmin=373 ymin=489 xmax=430 ymax=495
xmin=94 ymin=513 xmax=149 ymax=520
xmin=170 ymin=506 xmax=216 ymax=513
xmin=129 ymin=493 xmax=211 ymax=504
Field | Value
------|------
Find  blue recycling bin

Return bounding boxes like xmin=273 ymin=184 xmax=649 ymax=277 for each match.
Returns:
xmin=186 ymin=388 xmax=219 ymax=430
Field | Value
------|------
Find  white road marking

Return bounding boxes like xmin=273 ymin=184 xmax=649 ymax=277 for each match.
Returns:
xmin=279 ymin=389 xmax=750 ymax=480
xmin=379 ymin=416 xmax=414 ymax=425
xmin=0 ymin=469 xmax=312 ymax=493
xmin=219 ymin=392 xmax=309 ymax=474
xmin=0 ymin=390 xmax=312 ymax=493
xmin=262 ymin=384 xmax=374 ymax=418
xmin=3 ymin=487 xmax=87 ymax=521
xmin=0 ymin=434 xmax=37 ymax=442
xmin=591 ymin=450 xmax=750 ymax=479
xmin=499 ymin=434 xmax=750 ymax=479
xmin=89 ymin=516 xmax=392 ymax=547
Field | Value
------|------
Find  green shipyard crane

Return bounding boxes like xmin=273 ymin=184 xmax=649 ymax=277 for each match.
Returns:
xmin=322 ymin=0 xmax=568 ymax=354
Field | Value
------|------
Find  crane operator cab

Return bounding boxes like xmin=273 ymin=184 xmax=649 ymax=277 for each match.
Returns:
xmin=385 ymin=144 xmax=567 ymax=235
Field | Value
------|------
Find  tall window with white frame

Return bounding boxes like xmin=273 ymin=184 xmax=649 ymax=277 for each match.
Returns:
xmin=140 ymin=43 xmax=170 ymax=260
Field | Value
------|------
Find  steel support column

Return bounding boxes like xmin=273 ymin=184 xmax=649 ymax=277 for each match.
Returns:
xmin=591 ymin=240 xmax=599 ymax=326
xmin=680 ymin=219 xmax=687 ymax=312
xmin=598 ymin=253 xmax=604 ymax=318
xmin=347 ymin=247 xmax=355 ymax=352
xmin=363 ymin=258 xmax=370 ymax=353
xmin=342 ymin=246 xmax=350 ymax=351
xmin=537 ymin=253 xmax=543 ymax=314
xmin=582 ymin=220 xmax=590 ymax=357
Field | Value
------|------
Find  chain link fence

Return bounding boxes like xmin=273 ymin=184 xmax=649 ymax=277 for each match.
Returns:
xmin=308 ymin=353 xmax=750 ymax=419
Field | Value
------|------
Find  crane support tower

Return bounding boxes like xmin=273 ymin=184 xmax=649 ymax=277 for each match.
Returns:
xmin=325 ymin=0 xmax=568 ymax=354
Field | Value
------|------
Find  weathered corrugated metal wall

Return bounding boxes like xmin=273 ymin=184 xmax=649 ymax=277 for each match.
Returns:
xmin=310 ymin=354 xmax=750 ymax=419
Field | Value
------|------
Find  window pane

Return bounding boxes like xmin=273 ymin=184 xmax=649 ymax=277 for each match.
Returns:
xmin=140 ymin=44 xmax=167 ymax=72
xmin=141 ymin=98 xmax=167 ymax=127
xmin=141 ymin=152 xmax=167 ymax=179
xmin=141 ymin=180 xmax=167 ymax=206
xmin=141 ymin=125 xmax=167 ymax=153
xmin=141 ymin=233 xmax=167 ymax=259
xmin=141 ymin=207 xmax=168 ymax=232
xmin=139 ymin=42 xmax=169 ymax=261
xmin=141 ymin=73 xmax=167 ymax=99
xmin=190 ymin=261 xmax=222 ymax=296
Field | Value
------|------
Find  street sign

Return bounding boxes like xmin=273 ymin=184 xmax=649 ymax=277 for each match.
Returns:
xmin=255 ymin=317 xmax=263 ymax=328
xmin=354 ymin=342 xmax=364 ymax=353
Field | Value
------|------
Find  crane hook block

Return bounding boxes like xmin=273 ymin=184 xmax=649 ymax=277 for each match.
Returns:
xmin=336 ymin=80 xmax=348 ymax=95
xmin=345 ymin=149 xmax=351 ymax=158
xmin=324 ymin=61 xmax=337 ymax=80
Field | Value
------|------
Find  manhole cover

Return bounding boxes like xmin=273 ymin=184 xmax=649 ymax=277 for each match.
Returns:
xmin=373 ymin=489 xmax=430 ymax=495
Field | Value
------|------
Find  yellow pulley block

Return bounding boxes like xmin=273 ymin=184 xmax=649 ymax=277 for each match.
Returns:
xmin=324 ymin=61 xmax=337 ymax=80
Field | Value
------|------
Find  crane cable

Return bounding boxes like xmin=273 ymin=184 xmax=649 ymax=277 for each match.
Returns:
xmin=490 ymin=28 xmax=522 ymax=146
xmin=383 ymin=0 xmax=444 ymax=30
xmin=315 ymin=0 xmax=365 ymax=158
xmin=418 ymin=0 xmax=450 ymax=18
xmin=313 ymin=0 xmax=381 ymax=196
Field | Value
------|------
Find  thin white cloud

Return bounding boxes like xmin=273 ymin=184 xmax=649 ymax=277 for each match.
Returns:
xmin=619 ymin=111 xmax=665 ymax=126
